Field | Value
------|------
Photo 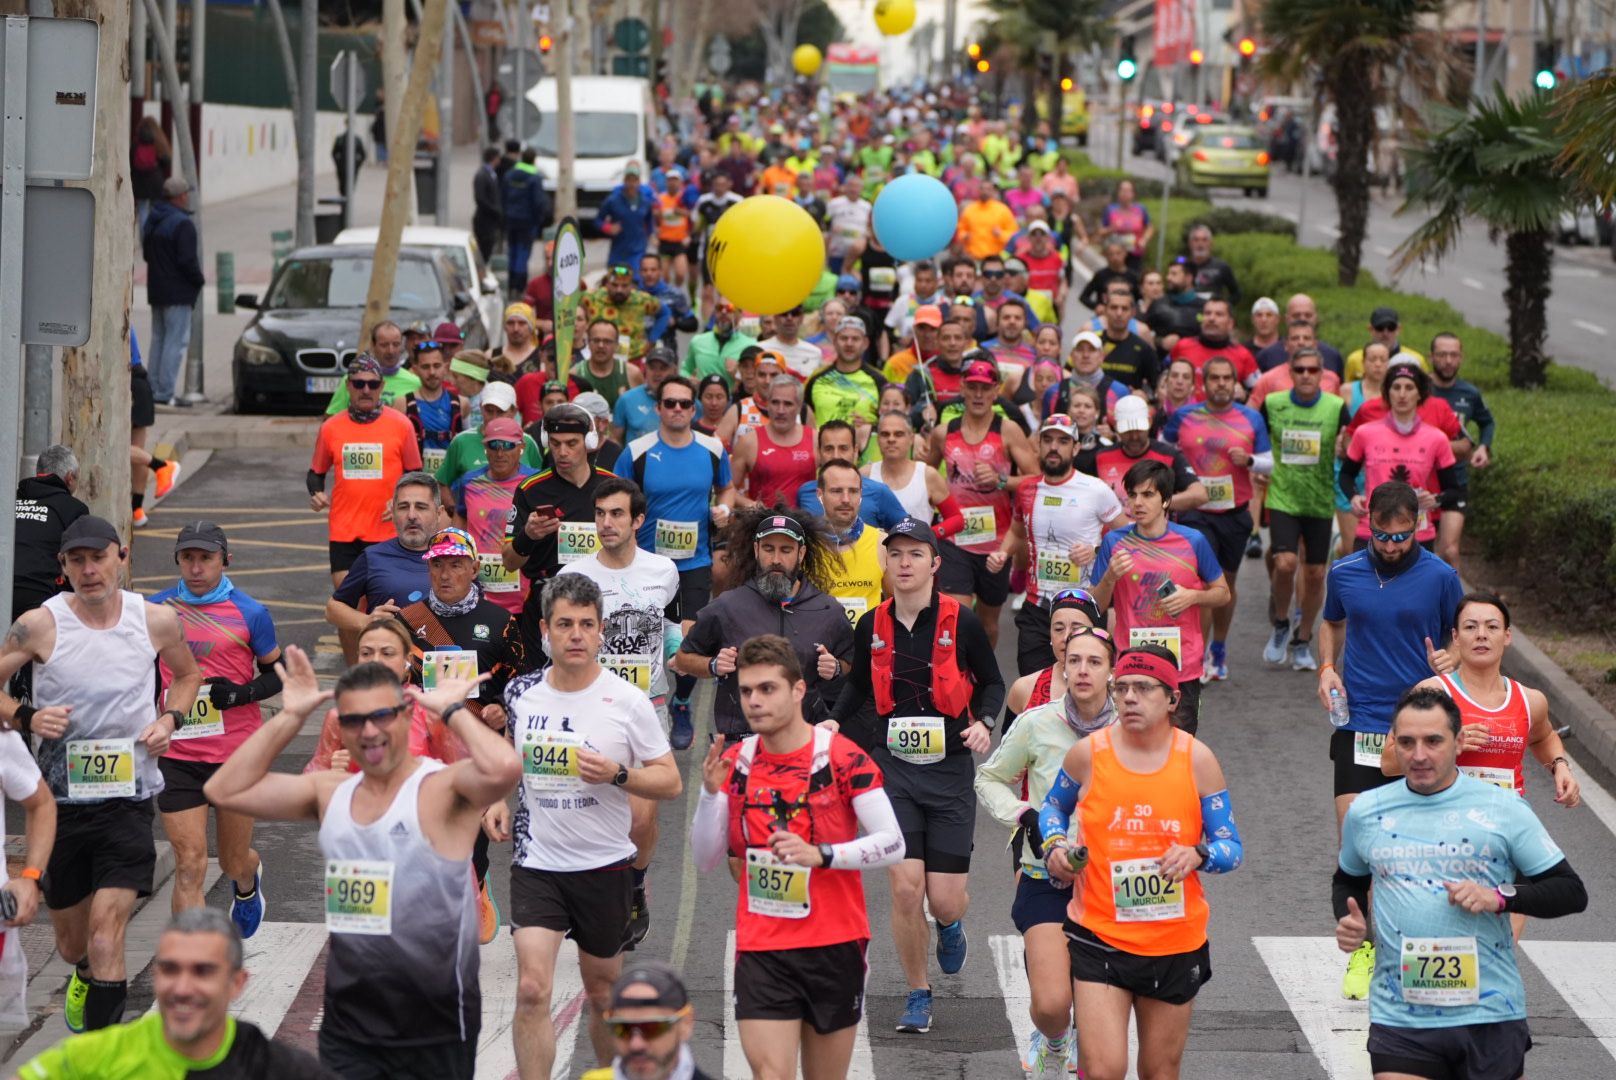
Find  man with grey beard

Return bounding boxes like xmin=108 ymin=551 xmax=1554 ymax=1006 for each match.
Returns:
xmin=674 ymin=508 xmax=853 ymax=745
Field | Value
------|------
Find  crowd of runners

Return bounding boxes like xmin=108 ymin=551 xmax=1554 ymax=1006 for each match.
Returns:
xmin=0 ymin=74 xmax=1593 ymax=1080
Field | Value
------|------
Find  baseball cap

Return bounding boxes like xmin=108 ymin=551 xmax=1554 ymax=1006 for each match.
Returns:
xmin=623 ymin=161 xmax=642 ymax=176
xmin=963 ymin=359 xmax=999 ymax=384
xmin=174 ymin=521 xmax=229 ymax=554
xmin=754 ymin=349 xmax=786 ymax=372
xmin=480 ymin=381 xmax=518 ymax=411
xmin=482 ymin=417 xmax=524 ymax=443
xmin=835 ymin=316 xmax=868 ymax=336
xmin=422 ymin=527 xmax=478 ymax=561
xmin=1026 ymin=220 xmax=1052 ymax=235
xmin=1370 ymin=306 xmax=1400 ymax=329
xmin=572 ymin=391 xmax=611 ymax=421
xmin=433 ymin=322 xmax=464 ymax=345
xmin=754 ymin=514 xmax=806 ymax=544
xmin=162 ymin=176 xmax=191 ymax=198
xmin=912 ymin=304 xmax=943 ymax=328
xmin=60 ymin=515 xmax=121 ymax=554
xmin=1003 ymin=257 xmax=1027 ymax=274
xmin=883 ymin=516 xmax=939 ymax=553
xmin=1114 ymin=395 xmax=1152 ymax=433
xmin=607 ymin=959 xmax=690 ymax=1015
xmin=1038 ymin=414 xmax=1077 ymax=439
xmin=836 ymin=274 xmax=861 ymax=291
xmin=1071 ymin=330 xmax=1103 ymax=350
xmin=645 ymin=345 xmax=677 ymax=368
xmin=1252 ymin=297 xmax=1280 ymax=316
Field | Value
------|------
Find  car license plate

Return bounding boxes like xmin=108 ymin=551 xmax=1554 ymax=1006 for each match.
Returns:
xmin=305 ymin=376 xmax=341 ymax=394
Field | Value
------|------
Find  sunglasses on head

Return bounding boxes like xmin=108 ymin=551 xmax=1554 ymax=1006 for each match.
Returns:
xmin=1370 ymin=527 xmax=1415 ymax=543
xmin=660 ymin=397 xmax=695 ymax=410
xmin=336 ymin=704 xmax=404 ymax=729
xmin=1050 ymin=587 xmax=1096 ymax=607
xmin=349 ymin=378 xmax=383 ymax=390
xmin=609 ymin=266 xmax=633 ymax=277
xmin=1066 ymin=624 xmax=1114 ymax=643
xmin=414 ymin=340 xmax=444 ymax=353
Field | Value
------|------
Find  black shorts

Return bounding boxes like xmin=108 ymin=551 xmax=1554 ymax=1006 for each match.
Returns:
xmin=156 ymin=758 xmax=221 ymax=813
xmin=508 ymin=863 xmax=634 ymax=959
xmin=1011 ymin=873 xmax=1070 ymax=933
xmin=318 ymin=1028 xmax=476 ymax=1080
xmin=1172 ymin=679 xmax=1203 ymax=736
xmin=1367 ymin=1020 xmax=1531 ymax=1080
xmin=874 ymin=747 xmax=975 ymax=873
xmin=131 ymin=366 xmax=156 ymax=430
xmin=1267 ymin=509 xmax=1334 ymax=565
xmin=1330 ymin=727 xmax=1398 ymax=798
xmin=937 ymin=541 xmax=1012 ymax=606
xmin=1178 ymin=507 xmax=1253 ymax=578
xmin=677 ymin=566 xmax=713 ymax=624
xmin=1065 ymin=920 xmax=1211 ymax=1006
xmin=657 ymin=240 xmax=689 ymax=260
xmin=1014 ymin=600 xmax=1056 ymax=677
xmin=734 ymin=939 xmax=869 ymax=1035
xmin=329 ymin=539 xmax=374 ymax=575
xmin=46 ymin=798 xmax=157 ymax=909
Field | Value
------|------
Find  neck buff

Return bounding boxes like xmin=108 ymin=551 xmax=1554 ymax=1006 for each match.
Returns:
xmin=428 ymin=583 xmax=483 ymax=619
xmin=176 ymin=575 xmax=235 ymax=605
xmin=614 ymin=1046 xmax=695 ymax=1080
xmin=1063 ymin=689 xmax=1117 ymax=736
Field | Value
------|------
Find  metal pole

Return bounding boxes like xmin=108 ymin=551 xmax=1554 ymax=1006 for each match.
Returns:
xmin=1473 ymin=0 xmax=1489 ymax=100
xmin=183 ymin=0 xmax=206 ymax=402
xmin=1156 ymin=63 xmax=1178 ymax=271
xmin=649 ymin=0 xmax=662 ymax=86
xmin=556 ymin=0 xmax=576 ymax=219
xmin=131 ymin=0 xmax=147 ymax=112
xmin=515 ymin=15 xmax=526 ymax=146
xmin=1 ymin=17 xmax=31 ymax=626
xmin=22 ymin=0 xmax=52 ymax=458
xmin=345 ymin=57 xmax=358 ymax=228
xmin=452 ymin=2 xmax=485 ymax=128
xmin=296 ymin=0 xmax=318 ymax=246
xmin=943 ymin=0 xmax=956 ymax=80
xmin=436 ymin=0 xmax=452 ymax=224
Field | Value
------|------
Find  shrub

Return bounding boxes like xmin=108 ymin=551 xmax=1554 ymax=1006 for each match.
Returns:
xmin=1180 ymin=207 xmax=1297 ymax=244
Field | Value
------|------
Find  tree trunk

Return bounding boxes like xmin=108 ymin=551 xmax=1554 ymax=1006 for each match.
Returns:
xmin=1328 ymin=61 xmax=1374 ymax=286
xmin=1503 ymin=228 xmax=1553 ymax=387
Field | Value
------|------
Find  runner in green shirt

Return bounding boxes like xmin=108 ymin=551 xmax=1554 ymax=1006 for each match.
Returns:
xmin=804 ymin=317 xmax=886 ymax=429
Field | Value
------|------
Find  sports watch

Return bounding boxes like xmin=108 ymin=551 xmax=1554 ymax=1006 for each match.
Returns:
xmin=1495 ymin=881 xmax=1517 ymax=912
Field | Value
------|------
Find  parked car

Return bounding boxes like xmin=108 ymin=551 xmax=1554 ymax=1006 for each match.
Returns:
xmin=1175 ymin=125 xmax=1271 ymax=197
xmin=1557 ymin=204 xmax=1603 ymax=246
xmin=334 ymin=225 xmax=501 ymax=349
xmin=1132 ymin=100 xmax=1174 ymax=156
xmin=231 ymin=244 xmax=488 ymax=414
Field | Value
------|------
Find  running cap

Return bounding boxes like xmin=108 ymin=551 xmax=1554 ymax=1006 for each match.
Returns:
xmin=1003 ymin=257 xmax=1028 ymax=274
xmin=1038 ymin=414 xmax=1077 ymax=439
xmin=59 ymin=515 xmax=120 ymax=554
xmin=572 ymin=391 xmax=611 ymax=421
xmin=1370 ymin=306 xmax=1400 ymax=329
xmin=607 ymin=960 xmax=690 ymax=1014
xmin=174 ymin=520 xmax=228 ymax=554
xmin=754 ymin=515 xmax=806 ymax=544
xmin=542 ymin=403 xmax=592 ymax=437
xmin=433 ymin=322 xmax=464 ymax=345
xmin=645 ymin=345 xmax=677 ymax=368
xmin=504 ymin=303 xmax=537 ymax=329
xmin=912 ymin=304 xmax=944 ymax=328
xmin=481 ymin=417 xmax=524 ymax=443
xmin=835 ymin=316 xmax=868 ymax=336
xmin=1251 ymin=296 xmax=1280 ymax=315
xmin=882 ymin=516 xmax=939 ymax=553
xmin=836 ymin=274 xmax=861 ymax=291
xmin=480 ymin=381 xmax=518 ymax=411
xmin=1026 ymin=220 xmax=1052 ymax=235
xmin=754 ymin=349 xmax=786 ymax=372
xmin=963 ymin=359 xmax=999 ymax=384
xmin=1114 ymin=648 xmax=1179 ymax=692
xmin=162 ymin=176 xmax=192 ymax=198
xmin=1114 ymin=395 xmax=1152 ymax=433
xmin=1070 ymin=330 xmax=1103 ymax=350
xmin=422 ymin=527 xmax=478 ymax=561
xmin=1048 ymin=588 xmax=1104 ymax=627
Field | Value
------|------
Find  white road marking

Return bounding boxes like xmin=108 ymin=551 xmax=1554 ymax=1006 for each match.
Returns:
xmin=991 ymin=934 xmax=1136 ymax=1078
xmin=1573 ymin=319 xmax=1608 ymax=336
xmin=1566 ymin=751 xmax=1616 ymax=839
xmin=1374 ymin=245 xmax=1393 ymax=258
xmin=227 ymin=922 xmax=328 ymax=1035
xmin=1462 ymin=277 xmax=1487 ymax=290
xmin=723 ymin=930 xmax=875 ymax=1079
xmin=1316 ymin=224 xmax=1342 ymax=238
xmin=1254 ymin=936 xmax=1372 ymax=1079
xmin=1521 ymin=941 xmax=1616 ymax=1065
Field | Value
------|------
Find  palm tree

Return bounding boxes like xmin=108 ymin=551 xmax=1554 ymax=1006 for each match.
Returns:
xmin=1552 ymin=66 xmax=1616 ymax=204
xmin=1391 ymin=89 xmax=1578 ymax=388
xmin=1258 ymin=0 xmax=1450 ymax=286
xmin=985 ymin=0 xmax=1108 ymax=136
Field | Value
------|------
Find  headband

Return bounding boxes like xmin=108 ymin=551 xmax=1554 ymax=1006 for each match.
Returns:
xmin=1114 ymin=649 xmax=1179 ymax=692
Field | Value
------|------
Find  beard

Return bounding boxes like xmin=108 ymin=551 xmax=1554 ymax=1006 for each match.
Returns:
xmin=753 ymin=570 xmax=797 ymax=603
xmin=1041 ymin=453 xmax=1071 ymax=478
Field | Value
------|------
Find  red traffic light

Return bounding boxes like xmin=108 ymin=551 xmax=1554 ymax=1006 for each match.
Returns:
xmin=538 ymin=34 xmax=553 ymax=53
xmin=1238 ymin=37 xmax=1257 ymax=58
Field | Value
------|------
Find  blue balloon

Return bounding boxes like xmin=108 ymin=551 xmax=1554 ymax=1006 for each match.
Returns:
xmin=872 ymin=173 xmax=959 ymax=262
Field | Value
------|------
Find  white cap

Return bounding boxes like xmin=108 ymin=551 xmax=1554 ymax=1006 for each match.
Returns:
xmin=480 ymin=381 xmax=518 ymax=411
xmin=572 ymin=391 xmax=610 ymax=420
xmin=1070 ymin=330 xmax=1103 ymax=350
xmin=1026 ymin=220 xmax=1053 ymax=234
xmin=1114 ymin=395 xmax=1152 ymax=433
xmin=1252 ymin=296 xmax=1280 ymax=315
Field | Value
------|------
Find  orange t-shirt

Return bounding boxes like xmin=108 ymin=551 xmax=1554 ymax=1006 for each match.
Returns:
xmin=1068 ymin=726 xmax=1209 ymax=956
xmin=956 ymin=198 xmax=1018 ymax=261
xmin=311 ymin=409 xmax=422 ymax=542
xmin=656 ymin=191 xmax=691 ymax=243
xmin=760 ymin=163 xmax=798 ymax=197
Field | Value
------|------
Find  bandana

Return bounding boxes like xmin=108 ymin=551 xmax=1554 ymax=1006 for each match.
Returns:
xmin=175 ymin=575 xmax=235 ymax=605
xmin=346 ymin=354 xmax=386 ymax=424
xmin=428 ymin=583 xmax=483 ymax=619
xmin=1114 ymin=649 xmax=1179 ymax=692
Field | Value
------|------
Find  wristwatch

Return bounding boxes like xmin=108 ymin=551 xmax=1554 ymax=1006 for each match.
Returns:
xmin=1495 ymin=881 xmax=1517 ymax=912
xmin=818 ymin=843 xmax=836 ymax=869
xmin=160 ymin=708 xmax=186 ymax=728
xmin=612 ymin=765 xmax=630 ymax=787
xmin=440 ymin=701 xmax=469 ymax=726
xmin=1193 ymin=842 xmax=1211 ymax=865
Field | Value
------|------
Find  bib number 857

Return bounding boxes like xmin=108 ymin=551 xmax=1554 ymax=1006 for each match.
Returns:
xmin=754 ymin=867 xmax=798 ymax=894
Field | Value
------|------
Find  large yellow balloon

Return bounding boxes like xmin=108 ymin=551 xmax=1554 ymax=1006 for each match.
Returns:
xmin=706 ymin=196 xmax=826 ymax=316
xmin=792 ymin=43 xmax=823 ymax=76
xmin=874 ymin=0 xmax=916 ymax=36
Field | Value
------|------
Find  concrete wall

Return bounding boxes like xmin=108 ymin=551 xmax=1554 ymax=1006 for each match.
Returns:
xmin=199 ymin=103 xmax=358 ymax=204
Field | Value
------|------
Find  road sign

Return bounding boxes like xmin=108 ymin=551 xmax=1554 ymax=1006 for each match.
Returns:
xmin=328 ymin=50 xmax=367 ymax=112
xmin=613 ymin=16 xmax=649 ymax=54
xmin=707 ymin=34 xmax=731 ymax=76
xmin=0 ymin=15 xmax=96 ymax=181
xmin=6 ymin=186 xmax=94 ymax=346
xmin=611 ymin=55 xmax=650 ymax=78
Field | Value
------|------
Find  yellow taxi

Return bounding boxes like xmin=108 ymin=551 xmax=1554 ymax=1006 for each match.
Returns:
xmin=1174 ymin=124 xmax=1271 ymax=197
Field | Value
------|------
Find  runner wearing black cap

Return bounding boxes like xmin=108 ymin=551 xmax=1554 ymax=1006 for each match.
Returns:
xmin=0 ymin=516 xmax=204 ymax=1033
xmin=150 ymin=522 xmax=283 ymax=936
xmin=590 ymin=960 xmax=717 ymax=1080
xmin=830 ymin=516 xmax=1006 ymax=1036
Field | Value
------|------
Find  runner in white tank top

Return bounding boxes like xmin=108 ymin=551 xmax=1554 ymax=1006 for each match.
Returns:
xmin=866 ymin=411 xmax=958 ymax=526
xmin=0 ymin=516 xmax=203 ymax=1033
xmin=870 ymin=458 xmax=932 ymax=521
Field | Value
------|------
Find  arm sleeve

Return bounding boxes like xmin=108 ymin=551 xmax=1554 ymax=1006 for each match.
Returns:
xmin=1332 ymin=865 xmax=1373 ymax=920
xmin=1197 ymin=789 xmax=1243 ymax=873
xmin=647 ymin=300 xmax=672 ymax=345
xmin=1250 ymin=450 xmax=1274 ymax=476
xmin=961 ymin=610 xmax=1006 ymax=722
xmin=1338 ymin=455 xmax=1364 ymax=503
xmin=678 ymin=610 xmax=721 ymax=661
xmin=689 ymin=787 xmax=732 ymax=872
xmin=974 ymin=717 xmax=1035 ymax=825
xmin=1038 ymin=767 xmax=1081 ymax=845
xmin=1434 ymin=464 xmax=1464 ymax=508
xmin=1508 ymin=859 xmax=1588 ymax=920
xmin=1472 ymin=391 xmax=1496 ymax=446
xmin=306 ymin=469 xmax=328 ymax=495
xmin=933 ymin=493 xmax=966 ymax=538
xmin=831 ymin=788 xmax=905 ymax=869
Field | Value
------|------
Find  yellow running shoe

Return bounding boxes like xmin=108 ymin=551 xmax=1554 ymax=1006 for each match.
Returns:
xmin=1342 ymin=941 xmax=1375 ymax=1000
xmin=64 ymin=968 xmax=89 ymax=1032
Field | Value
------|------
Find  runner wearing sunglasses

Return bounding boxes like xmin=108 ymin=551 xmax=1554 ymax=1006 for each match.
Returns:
xmin=976 ymin=625 xmax=1118 ymax=1076
xmin=1003 ymin=588 xmax=1106 ymax=724
xmin=590 ymin=959 xmax=716 ymax=1080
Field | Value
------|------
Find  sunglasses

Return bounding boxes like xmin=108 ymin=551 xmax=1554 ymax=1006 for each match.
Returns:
xmin=1291 ymin=365 xmax=1322 ymax=374
xmin=660 ymin=397 xmax=696 ymax=410
xmin=1370 ymin=527 xmax=1416 ymax=543
xmin=607 ymin=1015 xmax=685 ymax=1041
xmin=485 ymin=440 xmax=520 ymax=451
xmin=336 ymin=704 xmax=404 ymax=728
xmin=1066 ymin=624 xmax=1114 ymax=643
xmin=413 ymin=340 xmax=444 ymax=353
xmin=349 ymin=378 xmax=383 ymax=390
xmin=1050 ymin=587 xmax=1097 ymax=608
xmin=981 ymin=270 xmax=1006 ymax=279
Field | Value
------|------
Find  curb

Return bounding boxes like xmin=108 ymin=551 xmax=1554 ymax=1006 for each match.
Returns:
xmin=1501 ymin=626 xmax=1616 ymax=780
xmin=159 ymin=414 xmax=324 ymax=452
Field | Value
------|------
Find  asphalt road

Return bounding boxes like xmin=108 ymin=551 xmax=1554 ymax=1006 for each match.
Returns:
xmin=1084 ymin=109 xmax=1616 ymax=388
xmin=6 ymin=447 xmax=1615 ymax=1078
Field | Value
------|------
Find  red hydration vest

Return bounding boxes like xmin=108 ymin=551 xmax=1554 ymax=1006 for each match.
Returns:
xmin=871 ymin=593 xmax=975 ymax=718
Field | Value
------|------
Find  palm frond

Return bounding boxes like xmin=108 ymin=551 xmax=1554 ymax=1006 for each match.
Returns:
xmin=1552 ymin=67 xmax=1616 ymax=203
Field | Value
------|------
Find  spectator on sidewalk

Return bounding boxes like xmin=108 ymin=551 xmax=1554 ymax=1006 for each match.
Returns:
xmin=473 ymin=146 xmax=504 ymax=263
xmin=331 ymin=129 xmax=366 ymax=199
xmin=141 ymin=176 xmax=205 ymax=407
xmin=501 ymin=149 xmax=552 ymax=299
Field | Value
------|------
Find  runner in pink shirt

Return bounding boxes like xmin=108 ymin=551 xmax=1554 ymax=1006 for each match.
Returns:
xmin=1339 ymin=362 xmax=1461 ymax=546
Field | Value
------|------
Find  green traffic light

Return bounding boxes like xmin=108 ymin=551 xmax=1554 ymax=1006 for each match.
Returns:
xmin=1117 ymin=58 xmax=1138 ymax=80
xmin=1534 ymin=69 xmax=1556 ymax=90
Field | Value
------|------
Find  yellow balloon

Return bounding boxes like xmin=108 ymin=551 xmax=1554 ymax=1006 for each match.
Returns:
xmin=706 ymin=196 xmax=826 ymax=316
xmin=874 ymin=0 xmax=916 ymax=36
xmin=792 ymin=43 xmax=823 ymax=76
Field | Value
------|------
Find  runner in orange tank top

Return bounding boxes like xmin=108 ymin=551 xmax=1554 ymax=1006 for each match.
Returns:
xmin=1039 ymin=648 xmax=1244 ymax=1080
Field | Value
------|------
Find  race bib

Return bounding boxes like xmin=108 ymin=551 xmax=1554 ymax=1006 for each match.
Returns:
xmin=1129 ymin=626 xmax=1183 ymax=667
xmin=738 ymin=317 xmax=762 ymax=338
xmin=602 ymin=654 xmax=653 ymax=693
xmin=422 ymin=447 xmax=447 ymax=475
xmin=1399 ymin=936 xmax=1480 ymax=1006
xmin=1279 ymin=428 xmax=1322 ymax=467
xmin=745 ymin=849 xmax=812 ymax=919
xmin=1461 ymin=765 xmax=1517 ymax=791
xmin=886 ymin=715 xmax=946 ymax=765
xmin=836 ymin=596 xmax=869 ymax=626
xmin=66 ymin=738 xmax=136 ymax=799
xmin=1035 ymin=547 xmax=1086 ymax=595
xmin=170 ymin=686 xmax=224 ymax=741
xmin=956 ymin=505 xmax=997 ymax=548
xmin=618 ymin=334 xmax=633 ymax=360
xmin=325 ymin=860 xmax=394 ymax=935
xmin=1353 ymin=731 xmax=1387 ymax=768
xmin=868 ymin=266 xmax=897 ymax=294
xmin=557 ymin=521 xmax=600 ymax=564
xmin=1115 ymin=232 xmax=1138 ymax=251
xmin=520 ymin=728 xmax=584 ymax=792
xmin=1111 ymin=857 xmax=1186 ymax=922
xmin=478 ymin=553 xmax=521 ymax=593
xmin=342 ymin=442 xmax=385 ymax=480
xmin=1201 ymin=474 xmax=1236 ymax=512
xmin=654 ymin=519 xmax=699 ymax=560
xmin=422 ymin=649 xmax=480 ymax=701
xmin=837 ymin=225 xmax=863 ymax=242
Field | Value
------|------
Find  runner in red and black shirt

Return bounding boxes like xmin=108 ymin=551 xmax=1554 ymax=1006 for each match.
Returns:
xmin=690 ymin=635 xmax=902 ymax=1080
xmin=1076 ymin=396 xmax=1207 ymax=511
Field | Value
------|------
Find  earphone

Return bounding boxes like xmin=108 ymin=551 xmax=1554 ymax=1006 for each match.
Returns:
xmin=539 ymin=403 xmax=600 ymax=452
xmin=174 ymin=549 xmax=231 ymax=567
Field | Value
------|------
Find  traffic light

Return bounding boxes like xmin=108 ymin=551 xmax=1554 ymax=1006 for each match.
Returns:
xmin=976 ymin=59 xmax=990 ymax=73
xmin=968 ymin=42 xmax=982 ymax=60
xmin=1060 ymin=77 xmax=1073 ymax=92
xmin=1188 ymin=48 xmax=1204 ymax=66
xmin=538 ymin=34 xmax=553 ymax=54
xmin=1533 ymin=41 xmax=1556 ymax=89
xmin=1117 ymin=35 xmax=1137 ymax=81
xmin=1238 ymin=37 xmax=1256 ymax=59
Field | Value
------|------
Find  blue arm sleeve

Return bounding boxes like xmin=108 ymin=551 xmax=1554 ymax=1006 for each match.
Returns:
xmin=1191 ymin=530 xmax=1225 ymax=586
xmin=1039 ymin=768 xmax=1081 ymax=845
xmin=1198 ymin=789 xmax=1243 ymax=873
xmin=647 ymin=300 xmax=671 ymax=344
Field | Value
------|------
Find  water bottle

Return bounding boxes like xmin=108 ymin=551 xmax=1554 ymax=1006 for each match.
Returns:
xmin=1067 ymin=845 xmax=1090 ymax=873
xmin=1328 ymin=688 xmax=1352 ymax=729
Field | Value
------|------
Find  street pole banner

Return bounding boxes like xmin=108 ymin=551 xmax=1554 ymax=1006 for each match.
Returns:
xmin=552 ymin=217 xmax=584 ymax=383
xmin=1154 ymin=0 xmax=1195 ymax=68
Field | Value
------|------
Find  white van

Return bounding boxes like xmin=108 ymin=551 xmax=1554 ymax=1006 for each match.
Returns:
xmin=526 ymin=76 xmax=655 ymax=219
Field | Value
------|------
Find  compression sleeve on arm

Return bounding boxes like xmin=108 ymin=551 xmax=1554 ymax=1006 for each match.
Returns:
xmin=1332 ymin=866 xmax=1372 ymax=920
xmin=832 ymin=789 xmax=905 ymax=869
xmin=662 ymin=622 xmax=684 ymax=661
xmin=1249 ymin=449 xmax=1274 ymax=477
xmin=1337 ymin=456 xmax=1363 ymax=503
xmin=1509 ymin=858 xmax=1588 ymax=919
xmin=208 ymin=659 xmax=286 ymax=711
xmin=306 ymin=470 xmax=327 ymax=496
xmin=1197 ymin=789 xmax=1243 ymax=873
xmin=933 ymin=493 xmax=966 ymax=538
xmin=689 ymin=788 xmax=731 ymax=872
xmin=1434 ymin=464 xmax=1466 ymax=509
xmin=1039 ymin=768 xmax=1080 ymax=846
